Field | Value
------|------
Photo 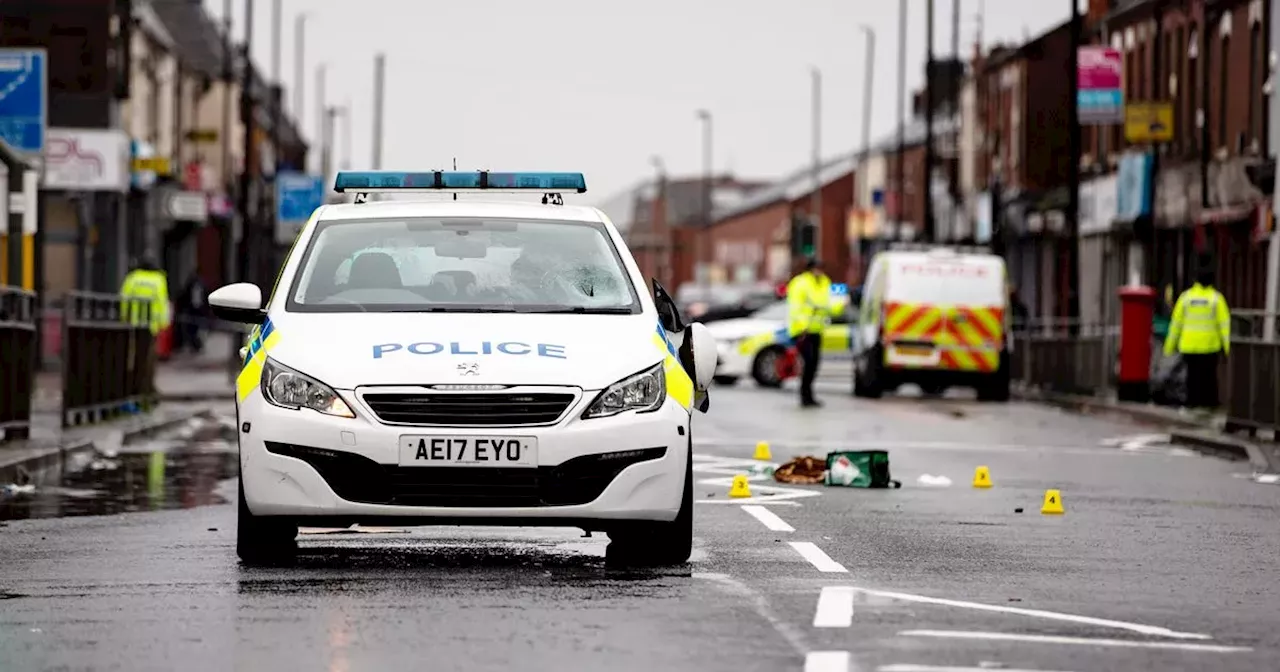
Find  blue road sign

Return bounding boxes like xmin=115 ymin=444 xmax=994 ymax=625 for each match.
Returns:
xmin=0 ymin=49 xmax=47 ymax=156
xmin=275 ymin=172 xmax=325 ymax=243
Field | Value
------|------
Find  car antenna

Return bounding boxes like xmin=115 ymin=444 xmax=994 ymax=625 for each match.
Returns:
xmin=452 ymin=157 xmax=458 ymax=201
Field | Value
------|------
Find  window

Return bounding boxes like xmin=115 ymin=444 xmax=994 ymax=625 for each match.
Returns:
xmin=750 ymin=302 xmax=788 ymax=321
xmin=1218 ymin=34 xmax=1230 ymax=151
xmin=1249 ymin=21 xmax=1262 ymax=147
xmin=287 ymin=217 xmax=641 ymax=314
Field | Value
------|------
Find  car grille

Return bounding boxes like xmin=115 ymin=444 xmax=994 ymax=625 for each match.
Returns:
xmin=361 ymin=392 xmax=576 ymax=426
xmin=265 ymin=442 xmax=666 ymax=507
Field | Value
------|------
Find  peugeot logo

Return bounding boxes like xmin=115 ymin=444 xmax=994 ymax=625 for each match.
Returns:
xmin=457 ymin=362 xmax=479 ymax=376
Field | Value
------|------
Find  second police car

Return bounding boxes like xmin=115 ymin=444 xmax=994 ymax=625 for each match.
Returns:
xmin=209 ymin=171 xmax=718 ymax=565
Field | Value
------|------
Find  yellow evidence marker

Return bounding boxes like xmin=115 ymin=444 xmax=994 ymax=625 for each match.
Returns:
xmin=1041 ymin=489 xmax=1065 ymax=514
xmin=728 ymin=474 xmax=753 ymax=499
xmin=972 ymin=465 xmax=993 ymax=488
xmin=753 ymin=441 xmax=772 ymax=461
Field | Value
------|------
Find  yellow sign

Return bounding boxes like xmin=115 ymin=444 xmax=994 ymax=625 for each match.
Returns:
xmin=1124 ymin=103 xmax=1174 ymax=143
xmin=185 ymin=128 xmax=219 ymax=143
xmin=132 ymin=157 xmax=172 ymax=174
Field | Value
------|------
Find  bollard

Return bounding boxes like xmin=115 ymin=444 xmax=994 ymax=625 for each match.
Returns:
xmin=1117 ymin=286 xmax=1156 ymax=403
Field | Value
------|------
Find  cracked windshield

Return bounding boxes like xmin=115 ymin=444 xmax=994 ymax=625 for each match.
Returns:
xmin=291 ymin=217 xmax=638 ymax=312
xmin=2 ymin=0 xmax=1279 ymax=671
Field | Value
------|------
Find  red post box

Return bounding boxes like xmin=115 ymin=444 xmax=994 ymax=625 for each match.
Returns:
xmin=1117 ymin=285 xmax=1156 ymax=402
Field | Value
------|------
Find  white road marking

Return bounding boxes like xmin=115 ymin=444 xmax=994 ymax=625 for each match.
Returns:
xmin=880 ymin=660 xmax=1070 ymax=665
xmin=1100 ymin=433 xmax=1170 ymax=447
xmin=898 ymin=630 xmax=1252 ymax=653
xmin=805 ymin=651 xmax=851 ymax=672
xmin=814 ymin=586 xmax=856 ymax=627
xmin=740 ymin=505 xmax=795 ymax=532
xmin=852 ymin=588 xmax=1210 ymax=639
xmin=789 ymin=542 xmax=848 ymax=573
xmin=695 ymin=573 xmax=808 ymax=655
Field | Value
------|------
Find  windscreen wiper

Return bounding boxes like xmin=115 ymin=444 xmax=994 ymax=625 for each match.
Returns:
xmin=390 ymin=306 xmax=518 ymax=313
xmin=519 ymin=306 xmax=634 ymax=314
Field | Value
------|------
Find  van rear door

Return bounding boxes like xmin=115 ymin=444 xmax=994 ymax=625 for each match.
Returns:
xmin=883 ymin=255 xmax=1006 ymax=371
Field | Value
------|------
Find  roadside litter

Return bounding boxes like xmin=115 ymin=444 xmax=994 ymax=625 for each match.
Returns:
xmin=916 ymin=474 xmax=952 ymax=487
xmin=769 ymin=451 xmax=902 ymax=488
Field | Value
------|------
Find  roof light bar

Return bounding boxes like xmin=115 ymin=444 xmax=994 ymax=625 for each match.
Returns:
xmin=332 ymin=171 xmax=588 ymax=194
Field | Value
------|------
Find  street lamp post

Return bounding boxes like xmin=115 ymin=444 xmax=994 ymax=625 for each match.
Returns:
xmin=293 ymin=13 xmax=308 ymax=129
xmin=811 ymin=67 xmax=822 ymax=259
xmin=697 ymin=109 xmax=712 ymax=292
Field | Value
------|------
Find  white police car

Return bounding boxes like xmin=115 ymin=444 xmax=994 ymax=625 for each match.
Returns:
xmin=210 ymin=171 xmax=717 ymax=565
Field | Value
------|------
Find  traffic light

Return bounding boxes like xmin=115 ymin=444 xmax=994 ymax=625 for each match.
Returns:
xmin=790 ymin=214 xmax=816 ymax=258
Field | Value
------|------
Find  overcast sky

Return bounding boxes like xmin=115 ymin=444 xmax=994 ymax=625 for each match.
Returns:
xmin=210 ymin=0 xmax=1078 ymax=203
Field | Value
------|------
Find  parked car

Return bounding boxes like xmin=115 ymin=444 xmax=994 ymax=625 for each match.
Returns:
xmin=706 ymin=294 xmax=857 ymax=387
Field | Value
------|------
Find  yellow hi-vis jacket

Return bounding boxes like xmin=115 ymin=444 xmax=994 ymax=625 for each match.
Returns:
xmin=1164 ymin=283 xmax=1230 ymax=356
xmin=120 ymin=268 xmax=172 ymax=335
xmin=786 ymin=270 xmax=833 ymax=337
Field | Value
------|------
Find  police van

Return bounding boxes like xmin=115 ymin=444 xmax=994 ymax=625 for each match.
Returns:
xmin=852 ymin=245 xmax=1011 ymax=401
xmin=209 ymin=171 xmax=717 ymax=565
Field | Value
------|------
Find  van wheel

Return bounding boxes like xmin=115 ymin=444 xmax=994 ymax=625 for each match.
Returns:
xmin=854 ymin=344 xmax=884 ymax=399
xmin=237 ymin=479 xmax=299 ymax=565
xmin=607 ymin=436 xmax=693 ymax=566
xmin=977 ymin=352 xmax=1011 ymax=402
xmin=751 ymin=346 xmax=786 ymax=388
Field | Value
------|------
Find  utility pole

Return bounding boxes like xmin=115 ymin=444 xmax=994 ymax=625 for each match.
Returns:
xmin=1067 ymin=0 xmax=1082 ymax=322
xmin=924 ymin=0 xmax=936 ymax=242
xmin=222 ymin=0 xmax=235 ymax=368
xmin=341 ymin=99 xmax=352 ymax=170
xmin=321 ymin=105 xmax=337 ymax=186
xmin=896 ymin=0 xmax=907 ymax=240
xmin=372 ymin=53 xmax=386 ymax=169
xmin=315 ymin=63 xmax=325 ymax=176
xmin=951 ymin=0 xmax=962 ymax=239
xmin=293 ymin=14 xmax=306 ymax=128
xmin=696 ymin=109 xmax=712 ymax=291
xmin=270 ymin=0 xmax=282 ymax=241
xmin=859 ymin=27 xmax=875 ymax=164
xmin=237 ymin=0 xmax=255 ymax=285
xmin=811 ymin=67 xmax=822 ymax=258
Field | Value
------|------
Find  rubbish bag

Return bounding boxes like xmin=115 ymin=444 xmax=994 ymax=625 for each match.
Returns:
xmin=1150 ymin=347 xmax=1187 ymax=407
xmin=773 ymin=456 xmax=826 ymax=484
xmin=823 ymin=450 xmax=902 ymax=488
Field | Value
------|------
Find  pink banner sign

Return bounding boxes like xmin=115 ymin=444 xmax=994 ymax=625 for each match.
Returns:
xmin=1078 ymin=47 xmax=1122 ymax=90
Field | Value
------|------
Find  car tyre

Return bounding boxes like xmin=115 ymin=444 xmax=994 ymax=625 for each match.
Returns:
xmin=853 ymin=344 xmax=884 ymax=399
xmin=713 ymin=374 xmax=740 ymax=386
xmin=976 ymin=351 xmax=1011 ymax=402
xmin=237 ymin=479 xmax=299 ymax=565
xmin=750 ymin=346 xmax=786 ymax=388
xmin=607 ymin=436 xmax=694 ymax=567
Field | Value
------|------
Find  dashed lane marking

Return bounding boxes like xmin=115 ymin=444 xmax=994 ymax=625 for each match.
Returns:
xmin=897 ymin=631 xmax=1252 ymax=653
xmin=789 ymin=542 xmax=848 ymax=573
xmin=805 ymin=651 xmax=852 ymax=672
xmin=847 ymin=588 xmax=1211 ymax=639
xmin=740 ymin=505 xmax=795 ymax=532
xmin=875 ymin=660 xmax=1075 ymax=665
xmin=813 ymin=586 xmax=856 ymax=627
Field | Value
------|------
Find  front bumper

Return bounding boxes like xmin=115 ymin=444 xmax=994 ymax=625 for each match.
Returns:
xmin=238 ymin=387 xmax=691 ymax=525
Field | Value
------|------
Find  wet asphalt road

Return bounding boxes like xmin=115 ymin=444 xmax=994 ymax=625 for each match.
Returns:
xmin=2 ymin=383 xmax=1279 ymax=672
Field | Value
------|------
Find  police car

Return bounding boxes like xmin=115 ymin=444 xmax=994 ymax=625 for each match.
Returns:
xmin=209 ymin=171 xmax=717 ymax=565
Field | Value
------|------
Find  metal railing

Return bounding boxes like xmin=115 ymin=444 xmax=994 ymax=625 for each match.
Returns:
xmin=1011 ymin=319 xmax=1118 ymax=398
xmin=1224 ymin=310 xmax=1279 ymax=437
xmin=0 ymin=285 xmax=37 ymax=442
xmin=60 ymin=291 xmax=157 ymax=428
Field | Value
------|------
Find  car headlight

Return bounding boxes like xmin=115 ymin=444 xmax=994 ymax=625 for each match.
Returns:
xmin=260 ymin=358 xmax=356 ymax=418
xmin=582 ymin=362 xmax=666 ymax=419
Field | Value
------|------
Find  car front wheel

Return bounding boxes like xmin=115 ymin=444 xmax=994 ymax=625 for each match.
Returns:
xmin=607 ymin=436 xmax=693 ymax=566
xmin=237 ymin=479 xmax=299 ymax=565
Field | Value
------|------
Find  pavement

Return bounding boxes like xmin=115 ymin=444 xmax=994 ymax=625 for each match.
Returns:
xmin=2 ymin=379 xmax=1279 ymax=672
xmin=1 ymin=331 xmax=237 ymax=486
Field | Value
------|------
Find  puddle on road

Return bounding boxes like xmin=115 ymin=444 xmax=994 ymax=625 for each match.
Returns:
xmin=0 ymin=414 xmax=239 ymax=522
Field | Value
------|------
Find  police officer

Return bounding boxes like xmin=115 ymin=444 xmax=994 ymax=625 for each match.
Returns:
xmin=120 ymin=255 xmax=172 ymax=336
xmin=1164 ymin=264 xmax=1230 ymax=410
xmin=787 ymin=257 xmax=833 ymax=408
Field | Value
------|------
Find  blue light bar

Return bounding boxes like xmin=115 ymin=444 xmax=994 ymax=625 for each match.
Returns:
xmin=332 ymin=171 xmax=587 ymax=194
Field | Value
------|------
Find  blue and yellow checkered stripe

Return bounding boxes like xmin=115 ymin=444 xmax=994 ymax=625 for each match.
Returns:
xmin=653 ymin=322 xmax=694 ymax=411
xmin=236 ymin=318 xmax=281 ymax=402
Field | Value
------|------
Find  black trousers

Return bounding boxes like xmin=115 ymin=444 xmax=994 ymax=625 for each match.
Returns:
xmin=796 ymin=333 xmax=822 ymax=403
xmin=1183 ymin=352 xmax=1220 ymax=409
